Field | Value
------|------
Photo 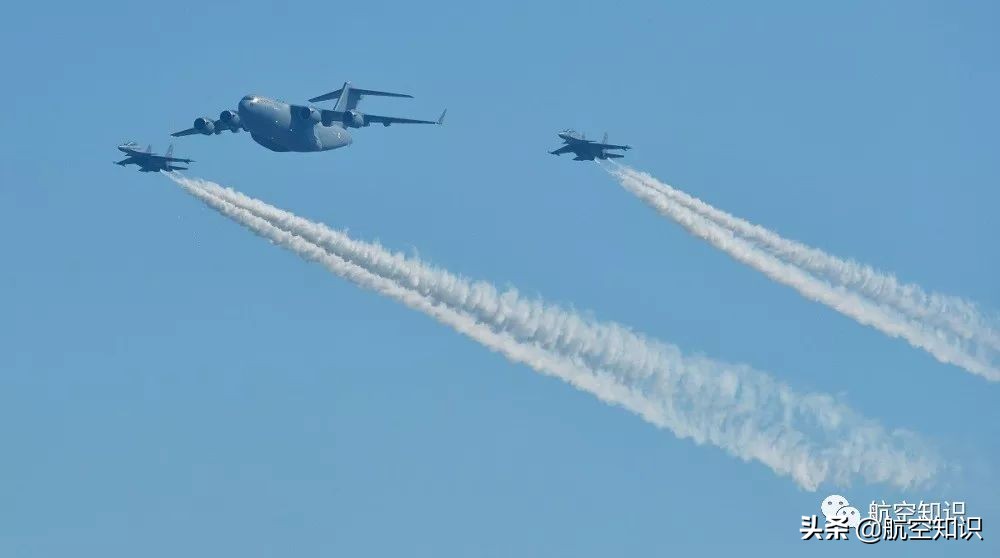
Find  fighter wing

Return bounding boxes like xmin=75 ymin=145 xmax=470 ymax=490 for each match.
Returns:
xmin=549 ymin=145 xmax=575 ymax=155
xmin=591 ymin=142 xmax=632 ymax=151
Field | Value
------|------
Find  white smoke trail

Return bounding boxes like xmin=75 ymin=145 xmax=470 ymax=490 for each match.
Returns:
xmin=613 ymin=163 xmax=1000 ymax=351
xmin=168 ymin=173 xmax=941 ymax=491
xmin=603 ymin=165 xmax=999 ymax=381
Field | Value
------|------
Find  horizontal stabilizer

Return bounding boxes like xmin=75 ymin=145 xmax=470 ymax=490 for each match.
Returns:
xmin=309 ymin=82 xmax=414 ymax=110
xmin=309 ymin=87 xmax=413 ymax=103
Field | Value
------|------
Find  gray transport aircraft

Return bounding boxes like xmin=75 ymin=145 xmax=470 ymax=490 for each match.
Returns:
xmin=115 ymin=142 xmax=193 ymax=172
xmin=549 ymin=130 xmax=631 ymax=161
xmin=172 ymin=81 xmax=445 ymax=153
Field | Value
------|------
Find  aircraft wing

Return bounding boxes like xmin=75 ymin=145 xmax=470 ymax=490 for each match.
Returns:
xmin=321 ymin=109 xmax=446 ymax=127
xmin=592 ymin=142 xmax=631 ymax=151
xmin=171 ymin=128 xmax=202 ymax=137
xmin=362 ymin=109 xmax=446 ymax=126
xmin=138 ymin=153 xmax=189 ymax=163
xmin=549 ymin=145 xmax=575 ymax=155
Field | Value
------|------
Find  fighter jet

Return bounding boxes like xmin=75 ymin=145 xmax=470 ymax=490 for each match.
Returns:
xmin=115 ymin=142 xmax=193 ymax=172
xmin=172 ymin=81 xmax=446 ymax=153
xmin=549 ymin=130 xmax=631 ymax=161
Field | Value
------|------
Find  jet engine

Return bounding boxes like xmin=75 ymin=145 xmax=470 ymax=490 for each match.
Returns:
xmin=193 ymin=117 xmax=216 ymax=135
xmin=294 ymin=105 xmax=321 ymax=122
xmin=218 ymin=110 xmax=241 ymax=132
xmin=343 ymin=110 xmax=365 ymax=128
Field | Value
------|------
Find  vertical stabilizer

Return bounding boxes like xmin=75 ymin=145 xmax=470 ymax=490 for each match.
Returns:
xmin=333 ymin=81 xmax=352 ymax=112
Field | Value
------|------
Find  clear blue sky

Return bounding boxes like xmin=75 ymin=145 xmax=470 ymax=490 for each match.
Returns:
xmin=1 ymin=0 xmax=997 ymax=555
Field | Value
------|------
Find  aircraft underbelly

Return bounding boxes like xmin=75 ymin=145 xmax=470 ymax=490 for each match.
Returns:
xmin=245 ymin=118 xmax=300 ymax=151
xmin=244 ymin=116 xmax=350 ymax=152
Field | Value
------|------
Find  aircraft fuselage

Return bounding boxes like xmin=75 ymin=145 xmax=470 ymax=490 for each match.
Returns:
xmin=238 ymin=95 xmax=352 ymax=153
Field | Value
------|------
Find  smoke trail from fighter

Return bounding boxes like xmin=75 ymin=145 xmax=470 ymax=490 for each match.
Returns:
xmin=167 ymin=173 xmax=940 ymax=491
xmin=603 ymin=165 xmax=999 ymax=381
xmin=613 ymin=164 xmax=1000 ymax=352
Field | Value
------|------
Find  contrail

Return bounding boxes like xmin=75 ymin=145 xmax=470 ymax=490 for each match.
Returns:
xmin=168 ymin=173 xmax=940 ymax=491
xmin=604 ymin=165 xmax=1000 ymax=381
xmin=613 ymin=164 xmax=1000 ymax=352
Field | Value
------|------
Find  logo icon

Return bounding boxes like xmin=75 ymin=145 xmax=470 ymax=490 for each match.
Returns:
xmin=821 ymin=494 xmax=862 ymax=529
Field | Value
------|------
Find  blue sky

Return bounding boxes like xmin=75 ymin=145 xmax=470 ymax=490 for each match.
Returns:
xmin=1 ymin=0 xmax=998 ymax=555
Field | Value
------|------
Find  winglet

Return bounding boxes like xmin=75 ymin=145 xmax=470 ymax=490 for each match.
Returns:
xmin=437 ymin=109 xmax=447 ymax=125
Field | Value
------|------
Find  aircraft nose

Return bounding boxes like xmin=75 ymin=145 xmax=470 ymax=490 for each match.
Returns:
xmin=238 ymin=96 xmax=263 ymax=123
xmin=240 ymin=95 xmax=265 ymax=111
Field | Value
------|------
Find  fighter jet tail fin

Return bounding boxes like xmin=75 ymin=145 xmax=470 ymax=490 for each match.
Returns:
xmin=602 ymin=132 xmax=608 ymax=144
xmin=165 ymin=144 xmax=174 ymax=158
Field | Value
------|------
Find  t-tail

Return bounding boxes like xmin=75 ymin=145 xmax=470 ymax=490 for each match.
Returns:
xmin=308 ymin=81 xmax=414 ymax=110
xmin=333 ymin=81 xmax=353 ymax=112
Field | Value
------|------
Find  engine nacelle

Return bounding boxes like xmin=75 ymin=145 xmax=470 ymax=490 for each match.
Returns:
xmin=218 ymin=110 xmax=241 ymax=132
xmin=344 ymin=110 xmax=365 ymax=128
xmin=194 ymin=117 xmax=216 ymax=135
xmin=294 ymin=105 xmax=320 ymax=122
